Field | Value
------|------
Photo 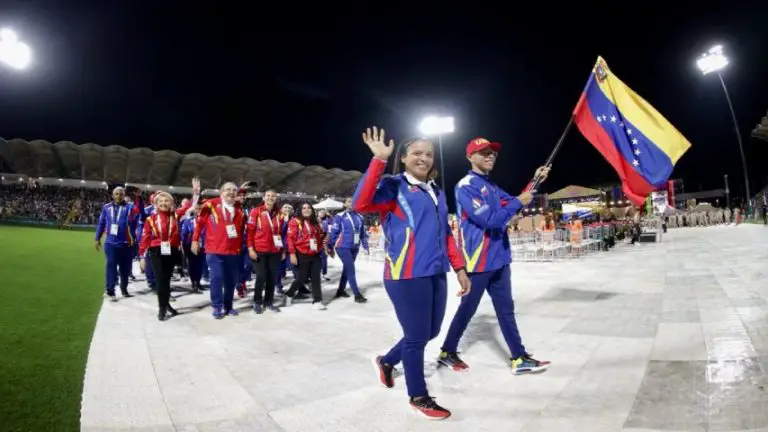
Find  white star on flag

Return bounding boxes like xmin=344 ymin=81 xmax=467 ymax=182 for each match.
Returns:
xmin=632 ymin=159 xmax=639 ymax=167
xmin=632 ymin=138 xmax=639 ymax=145
xmin=634 ymin=149 xmax=641 ymax=156
xmin=619 ymin=122 xmax=625 ymax=127
xmin=626 ymin=129 xmax=633 ymax=135
xmin=610 ymin=116 xmax=617 ymax=123
xmin=597 ymin=116 xmax=602 ymax=122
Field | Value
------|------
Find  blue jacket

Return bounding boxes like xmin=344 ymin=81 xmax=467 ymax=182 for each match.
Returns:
xmin=135 ymin=204 xmax=155 ymax=243
xmin=352 ymin=157 xmax=464 ymax=280
xmin=95 ymin=200 xmax=145 ymax=247
xmin=328 ymin=210 xmax=369 ymax=250
xmin=181 ymin=217 xmax=205 ymax=249
xmin=455 ymin=171 xmax=523 ymax=273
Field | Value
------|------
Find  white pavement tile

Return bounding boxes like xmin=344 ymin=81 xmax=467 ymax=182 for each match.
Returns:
xmin=79 ymin=225 xmax=768 ymax=431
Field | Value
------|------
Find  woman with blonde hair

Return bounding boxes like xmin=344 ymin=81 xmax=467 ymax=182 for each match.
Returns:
xmin=139 ymin=191 xmax=188 ymax=321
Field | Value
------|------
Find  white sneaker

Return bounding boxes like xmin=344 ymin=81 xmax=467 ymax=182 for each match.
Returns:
xmin=313 ymin=301 xmax=327 ymax=311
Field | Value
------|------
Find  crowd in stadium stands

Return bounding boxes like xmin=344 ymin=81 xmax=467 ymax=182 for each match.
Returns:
xmin=0 ymin=184 xmax=106 ymax=224
xmin=0 ymin=183 xmax=372 ymax=226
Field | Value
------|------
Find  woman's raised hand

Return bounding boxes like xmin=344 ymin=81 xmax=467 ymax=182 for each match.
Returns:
xmin=362 ymin=126 xmax=394 ymax=161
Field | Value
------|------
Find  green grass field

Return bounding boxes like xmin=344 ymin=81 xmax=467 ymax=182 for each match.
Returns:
xmin=0 ymin=225 xmax=103 ymax=432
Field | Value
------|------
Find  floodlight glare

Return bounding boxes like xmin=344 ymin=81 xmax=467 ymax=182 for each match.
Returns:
xmin=0 ymin=28 xmax=31 ymax=70
xmin=419 ymin=116 xmax=455 ymax=136
xmin=696 ymin=45 xmax=728 ymax=75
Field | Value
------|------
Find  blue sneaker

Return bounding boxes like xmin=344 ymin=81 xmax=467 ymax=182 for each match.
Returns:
xmin=265 ymin=304 xmax=281 ymax=313
xmin=227 ymin=308 xmax=239 ymax=316
xmin=253 ymin=304 xmax=264 ymax=314
xmin=510 ymin=355 xmax=550 ymax=375
xmin=212 ymin=307 xmax=225 ymax=320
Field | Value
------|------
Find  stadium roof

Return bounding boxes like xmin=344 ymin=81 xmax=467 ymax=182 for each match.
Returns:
xmin=0 ymin=138 xmax=363 ymax=195
xmin=752 ymin=110 xmax=768 ymax=143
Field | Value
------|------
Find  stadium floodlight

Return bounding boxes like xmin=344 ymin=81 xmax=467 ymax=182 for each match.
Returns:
xmin=696 ymin=45 xmax=728 ymax=75
xmin=0 ymin=28 xmax=32 ymax=70
xmin=418 ymin=116 xmax=455 ymax=191
xmin=696 ymin=44 xmax=750 ymax=209
xmin=419 ymin=116 xmax=455 ymax=136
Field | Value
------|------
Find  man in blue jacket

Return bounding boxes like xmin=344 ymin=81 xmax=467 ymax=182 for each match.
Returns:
xmin=438 ymin=137 xmax=550 ymax=375
xmin=328 ymin=197 xmax=369 ymax=303
xmin=95 ymin=186 xmax=144 ymax=301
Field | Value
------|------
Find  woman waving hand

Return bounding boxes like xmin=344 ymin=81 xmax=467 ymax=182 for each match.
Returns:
xmin=352 ymin=126 xmax=470 ymax=420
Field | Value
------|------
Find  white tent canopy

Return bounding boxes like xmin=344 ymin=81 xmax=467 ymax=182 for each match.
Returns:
xmin=313 ymin=198 xmax=344 ymax=210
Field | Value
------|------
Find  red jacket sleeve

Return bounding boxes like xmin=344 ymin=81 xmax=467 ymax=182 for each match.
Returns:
xmin=286 ymin=218 xmax=299 ymax=254
xmin=139 ymin=218 xmax=152 ymax=257
xmin=445 ymin=221 xmax=465 ymax=272
xmin=246 ymin=208 xmax=258 ymax=249
xmin=352 ymin=158 xmax=397 ymax=214
xmin=193 ymin=202 xmax=210 ymax=242
xmin=445 ymin=234 xmax=465 ymax=272
xmin=175 ymin=199 xmax=193 ymax=219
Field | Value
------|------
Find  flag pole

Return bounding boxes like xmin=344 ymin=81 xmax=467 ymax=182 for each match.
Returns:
xmin=525 ymin=115 xmax=575 ymax=192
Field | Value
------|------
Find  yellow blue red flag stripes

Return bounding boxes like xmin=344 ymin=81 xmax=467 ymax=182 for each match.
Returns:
xmin=573 ymin=57 xmax=692 ymax=206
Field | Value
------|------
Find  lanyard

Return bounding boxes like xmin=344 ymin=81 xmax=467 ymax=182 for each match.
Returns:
xmin=303 ymin=220 xmax=314 ymax=237
xmin=111 ymin=205 xmax=125 ymax=224
xmin=222 ymin=205 xmax=234 ymax=223
xmin=264 ymin=211 xmax=280 ymax=233
xmin=155 ymin=213 xmax=174 ymax=240
xmin=344 ymin=212 xmax=359 ymax=234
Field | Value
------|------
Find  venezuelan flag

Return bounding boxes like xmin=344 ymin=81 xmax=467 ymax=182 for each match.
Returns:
xmin=573 ymin=56 xmax=691 ymax=206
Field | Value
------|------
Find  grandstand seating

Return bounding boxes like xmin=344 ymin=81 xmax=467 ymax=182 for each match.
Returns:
xmin=0 ymin=138 xmax=363 ymax=196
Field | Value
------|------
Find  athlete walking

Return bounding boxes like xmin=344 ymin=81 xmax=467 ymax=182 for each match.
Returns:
xmin=438 ymin=137 xmax=551 ymax=375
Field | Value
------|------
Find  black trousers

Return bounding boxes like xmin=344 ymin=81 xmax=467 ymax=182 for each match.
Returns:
xmin=287 ymin=253 xmax=322 ymax=302
xmin=148 ymin=246 xmax=181 ymax=312
xmin=252 ymin=252 xmax=281 ymax=305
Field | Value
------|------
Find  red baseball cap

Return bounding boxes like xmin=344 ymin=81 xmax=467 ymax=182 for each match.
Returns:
xmin=466 ymin=137 xmax=501 ymax=156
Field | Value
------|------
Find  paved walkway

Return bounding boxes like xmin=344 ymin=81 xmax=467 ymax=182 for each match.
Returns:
xmin=81 ymin=225 xmax=768 ymax=432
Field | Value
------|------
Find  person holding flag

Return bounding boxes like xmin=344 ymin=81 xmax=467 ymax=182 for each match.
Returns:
xmin=436 ymin=138 xmax=551 ymax=375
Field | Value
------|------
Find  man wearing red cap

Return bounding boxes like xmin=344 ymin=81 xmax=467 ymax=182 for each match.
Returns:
xmin=437 ymin=137 xmax=551 ymax=374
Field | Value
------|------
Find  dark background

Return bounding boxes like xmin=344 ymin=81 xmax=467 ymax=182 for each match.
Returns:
xmin=0 ymin=2 xmax=766 ymax=203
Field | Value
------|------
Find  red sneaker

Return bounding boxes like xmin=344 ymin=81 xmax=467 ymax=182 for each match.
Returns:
xmin=372 ymin=356 xmax=395 ymax=388
xmin=410 ymin=396 xmax=451 ymax=420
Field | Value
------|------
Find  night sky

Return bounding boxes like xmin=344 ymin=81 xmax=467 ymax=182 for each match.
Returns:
xmin=0 ymin=3 xmax=766 ymax=203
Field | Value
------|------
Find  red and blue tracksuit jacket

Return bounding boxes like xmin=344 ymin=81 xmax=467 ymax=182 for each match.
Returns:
xmin=95 ymin=200 xmax=144 ymax=247
xmin=328 ymin=210 xmax=369 ymax=251
xmin=455 ymin=171 xmax=523 ymax=273
xmin=352 ymin=157 xmax=464 ymax=280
